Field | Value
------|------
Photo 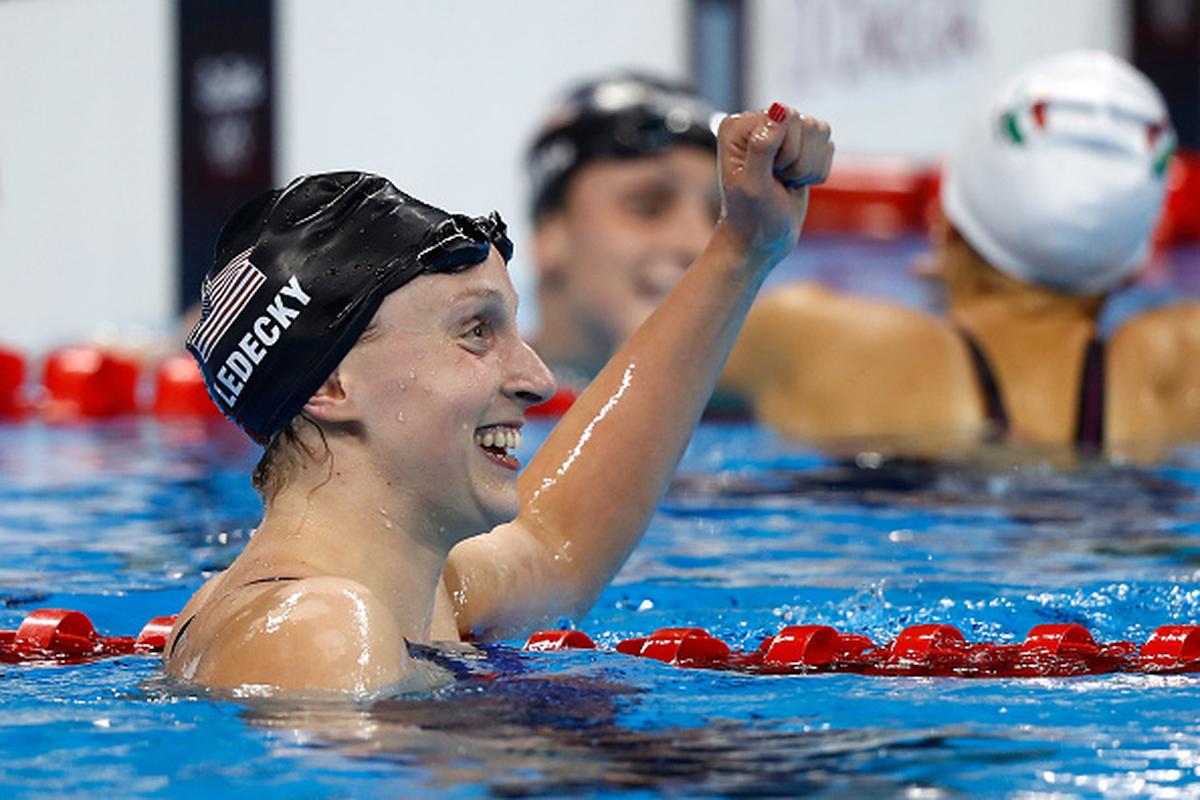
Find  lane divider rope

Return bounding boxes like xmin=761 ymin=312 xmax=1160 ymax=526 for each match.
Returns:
xmin=0 ymin=609 xmax=176 ymax=664
xmin=526 ymin=623 xmax=1200 ymax=677
xmin=6 ymin=609 xmax=1198 ymax=677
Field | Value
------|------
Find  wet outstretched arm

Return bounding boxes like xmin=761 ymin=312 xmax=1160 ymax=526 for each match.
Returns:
xmin=445 ymin=106 xmax=834 ymax=638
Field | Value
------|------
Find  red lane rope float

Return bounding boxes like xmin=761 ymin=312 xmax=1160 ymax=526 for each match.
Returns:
xmin=0 ymin=345 xmax=222 ymax=421
xmin=151 ymin=353 xmax=222 ymax=418
xmin=527 ymin=387 xmax=578 ymax=417
xmin=2 ymin=610 xmax=1198 ymax=676
xmin=2 ymin=609 xmax=1200 ymax=681
xmin=0 ymin=347 xmax=27 ymax=417
xmin=41 ymin=347 xmax=140 ymax=420
xmin=805 ymin=158 xmax=940 ymax=239
xmin=0 ymin=609 xmax=176 ymax=665
xmin=1158 ymin=151 xmax=1200 ymax=246
xmin=526 ymin=622 xmax=1200 ymax=678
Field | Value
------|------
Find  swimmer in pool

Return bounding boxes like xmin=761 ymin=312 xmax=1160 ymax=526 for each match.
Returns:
xmin=720 ymin=51 xmax=1200 ymax=455
xmin=164 ymin=104 xmax=835 ymax=692
xmin=525 ymin=73 xmax=724 ymax=400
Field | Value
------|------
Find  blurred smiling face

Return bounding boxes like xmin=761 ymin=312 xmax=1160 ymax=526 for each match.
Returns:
xmin=535 ymin=145 xmax=719 ymax=369
xmin=334 ymin=249 xmax=555 ymax=540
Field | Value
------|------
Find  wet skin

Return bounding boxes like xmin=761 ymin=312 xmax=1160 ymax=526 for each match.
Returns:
xmin=331 ymin=254 xmax=556 ymax=537
xmin=165 ymin=106 xmax=835 ymax=693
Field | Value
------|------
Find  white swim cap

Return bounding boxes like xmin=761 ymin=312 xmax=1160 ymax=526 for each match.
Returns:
xmin=941 ymin=50 xmax=1175 ymax=295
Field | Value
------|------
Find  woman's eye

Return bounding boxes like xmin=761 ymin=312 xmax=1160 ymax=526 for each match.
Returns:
xmin=623 ymin=187 xmax=673 ymax=219
xmin=465 ymin=320 xmax=493 ymax=346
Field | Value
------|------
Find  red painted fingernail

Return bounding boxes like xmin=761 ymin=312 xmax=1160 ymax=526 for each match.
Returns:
xmin=768 ymin=102 xmax=788 ymax=124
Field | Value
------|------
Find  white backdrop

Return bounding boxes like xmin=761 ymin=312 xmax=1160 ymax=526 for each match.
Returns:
xmin=748 ymin=0 xmax=1129 ymax=159
xmin=0 ymin=0 xmax=1133 ymax=352
xmin=0 ymin=0 xmax=172 ymax=354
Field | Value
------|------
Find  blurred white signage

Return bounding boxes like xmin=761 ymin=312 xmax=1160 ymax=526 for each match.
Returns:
xmin=750 ymin=0 xmax=1128 ymax=159
xmin=778 ymin=0 xmax=983 ymax=89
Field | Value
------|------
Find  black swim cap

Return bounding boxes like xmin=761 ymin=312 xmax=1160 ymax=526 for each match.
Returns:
xmin=186 ymin=171 xmax=514 ymax=444
xmin=527 ymin=73 xmax=721 ymax=219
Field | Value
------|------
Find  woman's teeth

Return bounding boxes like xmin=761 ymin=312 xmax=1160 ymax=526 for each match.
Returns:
xmin=474 ymin=426 xmax=521 ymax=451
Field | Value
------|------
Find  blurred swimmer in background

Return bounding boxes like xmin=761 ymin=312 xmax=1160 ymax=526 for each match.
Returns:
xmin=525 ymin=73 xmax=724 ymax=401
xmin=720 ymin=51 xmax=1200 ymax=456
xmin=165 ymin=104 xmax=834 ymax=692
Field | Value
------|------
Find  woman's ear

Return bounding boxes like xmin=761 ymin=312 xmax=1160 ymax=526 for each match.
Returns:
xmin=302 ymin=369 xmax=356 ymax=423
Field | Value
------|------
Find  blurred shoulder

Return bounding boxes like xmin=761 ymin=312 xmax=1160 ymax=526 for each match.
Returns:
xmin=733 ymin=282 xmax=955 ymax=376
xmin=755 ymin=282 xmax=947 ymax=335
xmin=177 ymin=576 xmax=410 ymax=694
xmin=1111 ymin=301 xmax=1200 ymax=356
xmin=1110 ymin=301 xmax=1200 ymax=388
xmin=725 ymin=281 xmax=976 ymax=440
xmin=1109 ymin=301 xmax=1200 ymax=431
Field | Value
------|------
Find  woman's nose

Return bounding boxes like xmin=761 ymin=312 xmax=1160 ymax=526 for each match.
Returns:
xmin=506 ymin=340 xmax=557 ymax=407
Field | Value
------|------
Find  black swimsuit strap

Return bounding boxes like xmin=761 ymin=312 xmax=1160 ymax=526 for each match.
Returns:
xmin=959 ymin=327 xmax=1106 ymax=449
xmin=1074 ymin=338 xmax=1106 ymax=451
xmin=168 ymin=576 xmax=304 ymax=658
xmin=167 ymin=614 xmax=196 ymax=659
xmin=957 ymin=328 xmax=1010 ymax=441
xmin=239 ymin=575 xmax=304 ymax=588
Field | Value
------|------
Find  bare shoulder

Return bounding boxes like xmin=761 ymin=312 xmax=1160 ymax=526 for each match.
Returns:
xmin=1108 ymin=302 xmax=1200 ymax=444
xmin=171 ymin=576 xmax=410 ymax=694
xmin=746 ymin=282 xmax=952 ymax=356
xmin=727 ymin=282 xmax=957 ymax=391
xmin=725 ymin=282 xmax=979 ymax=441
xmin=1110 ymin=302 xmax=1200 ymax=365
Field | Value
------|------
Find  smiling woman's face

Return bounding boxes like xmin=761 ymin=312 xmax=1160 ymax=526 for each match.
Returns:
xmin=334 ymin=249 xmax=555 ymax=540
xmin=535 ymin=146 xmax=719 ymax=371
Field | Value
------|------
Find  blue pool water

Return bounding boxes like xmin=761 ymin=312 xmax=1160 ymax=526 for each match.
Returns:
xmin=4 ymin=416 xmax=1200 ymax=798
xmin=4 ymin=237 xmax=1200 ymax=797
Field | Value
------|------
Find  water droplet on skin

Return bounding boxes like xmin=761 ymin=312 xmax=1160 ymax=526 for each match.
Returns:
xmin=396 ymin=411 xmax=405 ymax=423
xmin=408 ymin=369 xmax=417 ymax=380
xmin=397 ymin=382 xmax=407 ymax=391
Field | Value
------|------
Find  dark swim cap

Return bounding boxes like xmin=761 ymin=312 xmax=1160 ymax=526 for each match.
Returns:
xmin=527 ymin=73 xmax=721 ymax=219
xmin=186 ymin=171 xmax=514 ymax=444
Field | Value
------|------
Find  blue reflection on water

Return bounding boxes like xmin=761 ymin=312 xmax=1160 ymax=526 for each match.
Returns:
xmin=2 ymin=414 xmax=1200 ymax=797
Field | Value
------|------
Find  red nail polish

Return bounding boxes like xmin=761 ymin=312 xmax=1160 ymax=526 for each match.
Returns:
xmin=768 ymin=102 xmax=788 ymax=123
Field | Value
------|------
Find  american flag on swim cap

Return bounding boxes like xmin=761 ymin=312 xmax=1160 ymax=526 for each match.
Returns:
xmin=186 ymin=247 xmax=265 ymax=362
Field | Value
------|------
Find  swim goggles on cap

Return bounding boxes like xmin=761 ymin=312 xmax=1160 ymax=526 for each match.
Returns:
xmin=418 ymin=211 xmax=514 ymax=271
xmin=527 ymin=75 xmax=721 ymax=217
xmin=188 ymin=171 xmax=516 ymax=444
